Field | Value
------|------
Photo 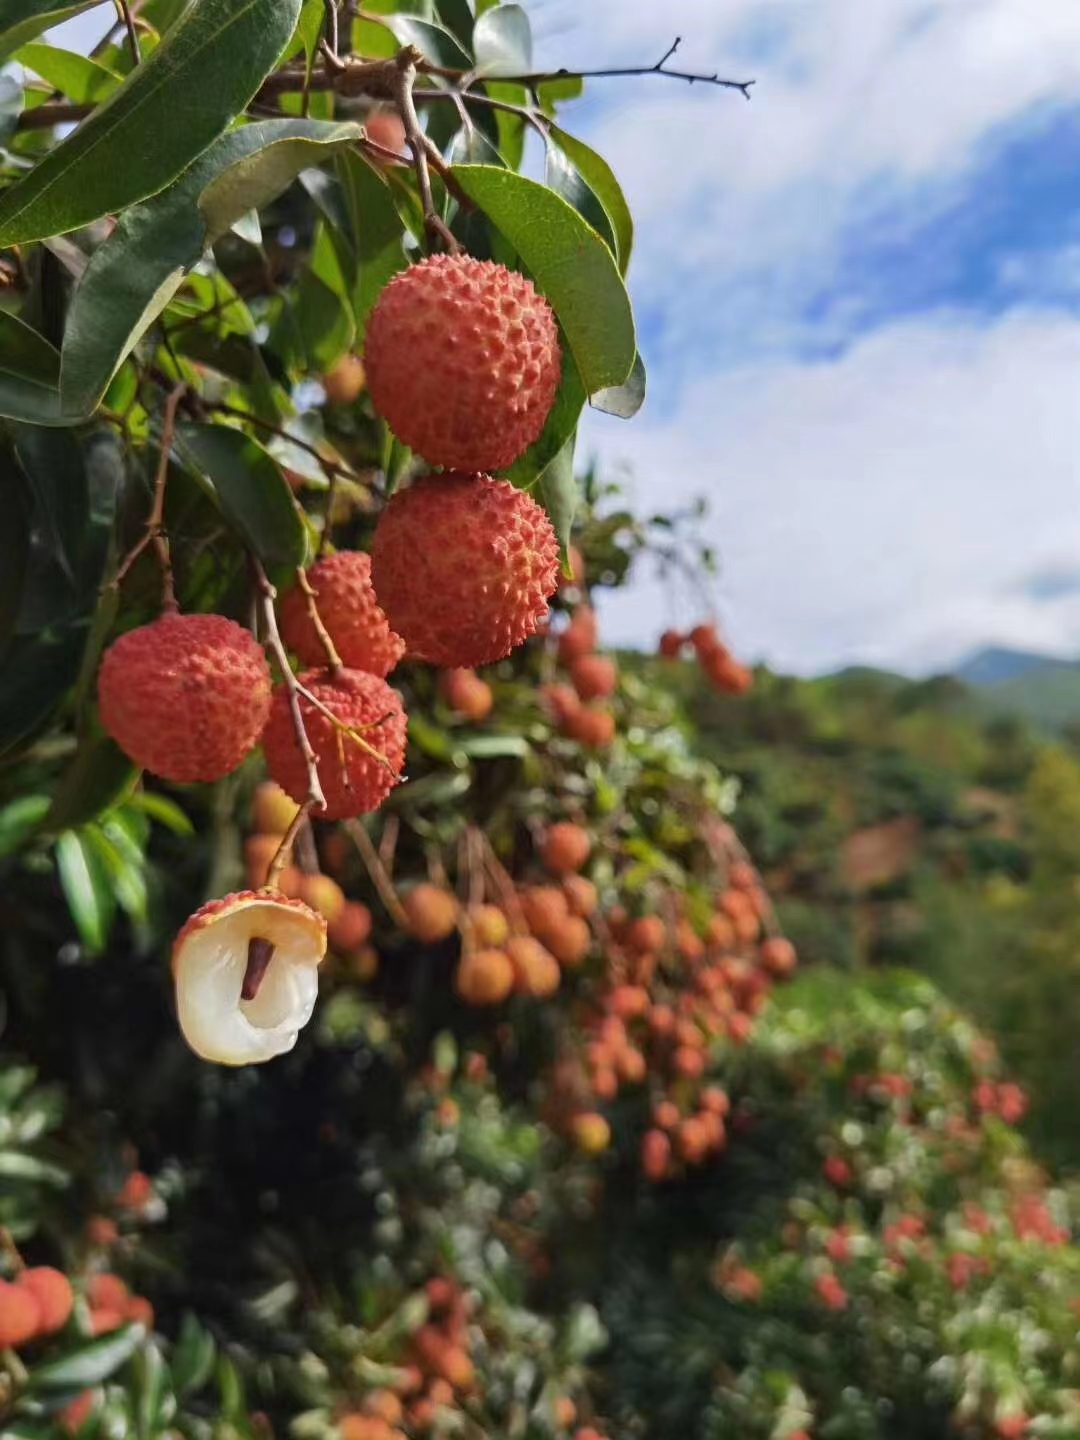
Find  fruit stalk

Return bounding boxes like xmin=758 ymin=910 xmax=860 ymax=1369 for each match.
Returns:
xmin=112 ymin=382 xmax=186 ymax=612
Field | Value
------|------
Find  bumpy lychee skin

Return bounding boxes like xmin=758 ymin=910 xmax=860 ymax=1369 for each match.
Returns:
xmin=279 ymin=552 xmax=405 ymax=678
xmin=99 ymin=613 xmax=271 ymax=783
xmin=365 ymin=255 xmax=561 ymax=472
xmin=262 ymin=668 xmax=407 ymax=821
xmin=371 ymin=473 xmax=559 ymax=667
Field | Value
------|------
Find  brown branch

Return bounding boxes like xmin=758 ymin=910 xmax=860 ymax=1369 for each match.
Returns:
xmin=114 ymin=0 xmax=140 ymax=66
xmin=391 ymin=48 xmax=460 ymax=253
xmin=208 ymin=402 xmax=359 ymax=484
xmin=294 ymin=564 xmax=344 ymax=672
xmin=113 ymin=383 xmax=185 ymax=611
xmin=254 ymin=560 xmax=328 ymax=841
xmin=267 ymin=802 xmax=312 ymax=891
xmin=499 ymin=37 xmax=755 ymax=98
xmin=344 ymin=819 xmax=409 ymax=929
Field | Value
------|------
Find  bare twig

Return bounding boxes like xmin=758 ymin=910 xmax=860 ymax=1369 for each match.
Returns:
xmin=267 ymin=802 xmax=312 ymax=891
xmin=344 ymin=819 xmax=409 ymax=928
xmin=113 ymin=383 xmax=185 ymax=610
xmin=254 ymin=559 xmax=328 ymax=841
xmin=391 ymin=47 xmax=460 ymax=253
xmin=502 ymin=37 xmax=755 ymax=98
xmin=295 ymin=564 xmax=344 ymax=672
xmin=114 ymin=0 xmax=140 ymax=66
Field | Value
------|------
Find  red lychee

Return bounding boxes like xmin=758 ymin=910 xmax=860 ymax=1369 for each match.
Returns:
xmin=658 ymin=629 xmax=686 ymax=659
xmin=328 ymin=901 xmax=373 ymax=955
xmin=18 ymin=1267 xmax=73 ymax=1335
xmin=438 ymin=667 xmax=494 ymax=721
xmin=280 ymin=552 xmax=404 ymax=678
xmin=364 ymin=107 xmax=407 ymax=158
xmin=262 ymin=668 xmax=407 ymax=820
xmin=507 ymin=936 xmax=561 ymax=998
xmin=557 ymin=608 xmax=598 ymax=664
xmin=0 ymin=1279 xmax=41 ymax=1348
xmin=559 ymin=704 xmax=615 ymax=750
xmin=365 ymin=255 xmax=561 ymax=472
xmin=99 ymin=612 xmax=271 ymax=783
xmin=371 ymin=473 xmax=559 ymax=667
xmin=541 ymin=821 xmax=591 ymax=874
xmin=570 ymin=653 xmax=617 ymax=701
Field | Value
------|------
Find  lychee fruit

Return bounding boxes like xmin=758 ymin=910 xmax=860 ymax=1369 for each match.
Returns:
xmin=0 ymin=1279 xmax=41 ymax=1348
xmin=507 ymin=935 xmax=561 ymax=998
xmin=262 ymin=668 xmax=407 ymax=820
xmin=540 ymin=683 xmax=580 ymax=725
xmin=689 ymin=622 xmax=723 ymax=658
xmin=252 ymin=781 xmax=300 ymax=836
xmin=519 ymin=884 xmax=569 ymax=938
xmin=439 ymin=667 xmax=494 ymax=722
xmin=569 ymin=1112 xmax=611 ymax=1155
xmin=467 ymin=904 xmax=509 ymax=947
xmin=322 ymin=353 xmax=366 ymax=406
xmin=658 ymin=630 xmax=686 ymax=659
xmin=125 ymin=1295 xmax=154 ymax=1329
xmin=760 ymin=936 xmax=797 ymax=977
xmin=541 ymin=821 xmax=591 ymax=874
xmin=365 ymin=254 xmax=561 ymax=472
xmin=364 ymin=107 xmax=407 ymax=158
xmin=99 ymin=612 xmax=271 ymax=783
xmin=570 ymin=653 xmax=617 ymax=701
xmin=625 ymin=915 xmax=665 ymax=953
xmin=87 ymin=1274 xmax=128 ymax=1313
xmin=172 ymin=890 xmax=326 ymax=1065
xmin=328 ymin=900 xmax=373 ymax=954
xmin=559 ymin=704 xmax=615 ymax=750
xmin=371 ymin=473 xmax=559 ymax=668
xmin=280 ymin=552 xmax=404 ymax=678
xmin=402 ymin=883 xmax=458 ymax=943
xmin=557 ymin=608 xmax=598 ymax=664
xmin=641 ymin=1128 xmax=672 ymax=1181
xmin=455 ymin=948 xmax=514 ymax=1006
xmin=545 ymin=914 xmax=591 ymax=968
xmin=296 ymin=872 xmax=346 ymax=923
xmin=16 ymin=1268 xmax=72 ymax=1336
xmin=562 ymin=874 xmax=598 ymax=918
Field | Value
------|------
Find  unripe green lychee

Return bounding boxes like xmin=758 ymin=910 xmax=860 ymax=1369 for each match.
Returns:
xmin=262 ymin=668 xmax=407 ymax=821
xmin=365 ymin=254 xmax=561 ymax=472
xmin=371 ymin=473 xmax=559 ymax=668
xmin=279 ymin=552 xmax=404 ymax=678
xmin=98 ymin=613 xmax=271 ymax=783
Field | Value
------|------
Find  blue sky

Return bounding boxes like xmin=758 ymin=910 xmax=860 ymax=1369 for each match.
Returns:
xmin=53 ymin=0 xmax=1080 ymax=674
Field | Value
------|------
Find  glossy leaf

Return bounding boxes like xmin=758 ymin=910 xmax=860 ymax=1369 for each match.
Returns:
xmin=45 ymin=736 xmax=136 ymax=832
xmin=28 ymin=1323 xmax=145 ymax=1391
xmin=435 ymin=0 xmax=473 ymax=47
xmin=0 ymin=312 xmax=62 ymax=425
xmin=536 ymin=434 xmax=577 ymax=561
xmin=0 ymin=0 xmax=100 ymax=62
xmin=83 ymin=822 xmax=148 ymax=923
xmin=335 ymin=152 xmax=409 ymax=338
xmin=175 ymin=422 xmax=308 ymax=569
xmin=15 ymin=43 xmax=120 ymax=103
xmin=0 ymin=0 xmax=303 ymax=246
xmin=591 ymin=350 xmax=647 ymax=420
xmin=544 ymin=141 xmax=618 ymax=260
xmin=506 ymin=349 xmax=585 ymax=490
xmin=473 ymin=3 xmax=531 ymax=76
xmin=0 ymin=795 xmax=50 ymax=860
xmin=382 ymin=14 xmax=470 ymax=66
xmin=0 ymin=628 xmax=86 ymax=759
xmin=54 ymin=829 xmax=111 ymax=954
xmin=0 ymin=73 xmax=23 ymax=143
xmin=12 ymin=424 xmax=89 ymax=590
xmin=61 ymin=119 xmax=363 ymax=418
xmin=451 ymin=165 xmax=636 ymax=393
xmin=171 ymin=1314 xmax=216 ymax=1397
xmin=549 ymin=124 xmax=634 ymax=274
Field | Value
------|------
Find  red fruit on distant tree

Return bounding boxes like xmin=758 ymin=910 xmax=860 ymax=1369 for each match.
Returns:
xmin=371 ymin=474 xmax=559 ymax=668
xmin=560 ymin=704 xmax=615 ymax=750
xmin=99 ymin=613 xmax=271 ymax=783
xmin=658 ymin=629 xmax=686 ymax=659
xmin=0 ymin=1279 xmax=41 ymax=1347
xmin=438 ymin=668 xmax=494 ymax=722
xmin=541 ymin=821 xmax=592 ymax=874
xmin=280 ymin=552 xmax=404 ymax=677
xmin=402 ymin=884 xmax=459 ymax=944
xmin=262 ymin=668 xmax=407 ymax=820
xmin=455 ymin=949 xmax=514 ymax=1006
xmin=18 ymin=1267 xmax=73 ymax=1334
xmin=557 ymin=608 xmax=598 ymax=664
xmin=570 ymin=653 xmax=618 ymax=701
xmin=365 ymin=254 xmax=561 ymax=472
xmin=364 ymin=107 xmax=407 ymax=158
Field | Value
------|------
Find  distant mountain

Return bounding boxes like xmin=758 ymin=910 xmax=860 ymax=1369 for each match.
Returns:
xmin=953 ymin=647 xmax=1072 ymax=687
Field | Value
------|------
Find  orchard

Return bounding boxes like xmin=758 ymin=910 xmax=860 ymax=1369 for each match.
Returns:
xmin=0 ymin=2 xmax=1076 ymax=1437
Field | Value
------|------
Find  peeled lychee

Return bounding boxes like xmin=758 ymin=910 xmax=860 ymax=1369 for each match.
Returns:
xmin=262 ymin=668 xmax=407 ymax=821
xmin=280 ymin=552 xmax=404 ymax=678
xmin=172 ymin=890 xmax=326 ymax=1065
xmin=371 ymin=473 xmax=559 ymax=668
xmin=99 ymin=612 xmax=271 ymax=783
xmin=365 ymin=254 xmax=561 ymax=472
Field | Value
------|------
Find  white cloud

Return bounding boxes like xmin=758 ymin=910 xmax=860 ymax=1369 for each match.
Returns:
xmin=583 ymin=310 xmax=1080 ymax=674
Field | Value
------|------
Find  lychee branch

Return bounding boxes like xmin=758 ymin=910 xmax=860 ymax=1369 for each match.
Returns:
xmin=344 ymin=818 xmax=410 ymax=930
xmin=112 ymin=382 xmax=185 ymax=612
xmin=294 ymin=565 xmax=344 ymax=673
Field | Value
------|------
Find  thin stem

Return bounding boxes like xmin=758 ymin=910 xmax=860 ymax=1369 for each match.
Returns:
xmin=254 ymin=559 xmax=328 ymax=825
xmin=295 ymin=564 xmax=344 ymax=672
xmin=113 ymin=0 xmax=140 ymax=66
xmin=209 ymin=402 xmax=359 ymax=483
xmin=391 ymin=49 xmax=460 ymax=253
xmin=344 ymin=819 xmax=409 ymax=929
xmin=499 ymin=37 xmax=755 ymax=98
xmin=113 ymin=383 xmax=185 ymax=611
xmin=267 ymin=802 xmax=313 ymax=891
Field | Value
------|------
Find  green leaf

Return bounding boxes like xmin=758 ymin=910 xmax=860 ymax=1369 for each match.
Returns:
xmin=45 ymin=736 xmax=136 ymax=832
xmin=85 ymin=820 xmax=148 ymax=922
xmin=132 ymin=1342 xmax=173 ymax=1438
xmin=335 ymin=152 xmax=409 ymax=340
xmin=506 ymin=350 xmax=585 ymax=490
xmin=15 ymin=43 xmax=121 ymax=103
xmin=483 ymin=80 xmax=527 ymax=170
xmin=174 ymin=422 xmax=308 ymax=569
xmin=381 ymin=14 xmax=470 ymax=66
xmin=0 ymin=312 xmax=62 ymax=425
xmin=435 ymin=0 xmax=473 ymax=47
xmin=544 ymin=140 xmax=617 ymax=261
xmin=456 ymin=733 xmax=531 ymax=759
xmin=536 ymin=72 xmax=583 ymax=115
xmin=473 ymin=3 xmax=530 ymax=76
xmin=0 ymin=0 xmax=304 ymax=246
xmin=28 ymin=1324 xmax=145 ymax=1391
xmin=548 ymin=124 xmax=634 ymax=274
xmin=171 ymin=1314 xmax=216 ymax=1397
xmin=0 ymin=795 xmax=50 ymax=858
xmin=536 ymin=434 xmax=577 ymax=561
xmin=60 ymin=119 xmax=363 ymax=418
xmin=0 ymin=0 xmax=101 ymax=62
xmin=0 ymin=454 xmax=29 ymax=655
xmin=12 ymin=423 xmax=89 ymax=591
xmin=54 ymin=829 xmax=111 ymax=953
xmin=292 ymin=0 xmax=324 ymax=70
xmin=0 ymin=1151 xmax=68 ymax=1185
xmin=451 ymin=165 xmax=636 ymax=393
xmin=0 ymin=73 xmax=23 ymax=143
xmin=591 ymin=350 xmax=647 ymax=419
xmin=0 ymin=628 xmax=86 ymax=759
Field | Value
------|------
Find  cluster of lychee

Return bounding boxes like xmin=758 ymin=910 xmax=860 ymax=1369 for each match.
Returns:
xmin=659 ymin=620 xmax=753 ymax=695
xmin=0 ymin=1263 xmax=152 ymax=1351
xmin=540 ymin=562 xmax=619 ymax=750
xmin=547 ymin=846 xmax=797 ymax=1182
xmin=98 ymin=252 xmax=567 ymax=1065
